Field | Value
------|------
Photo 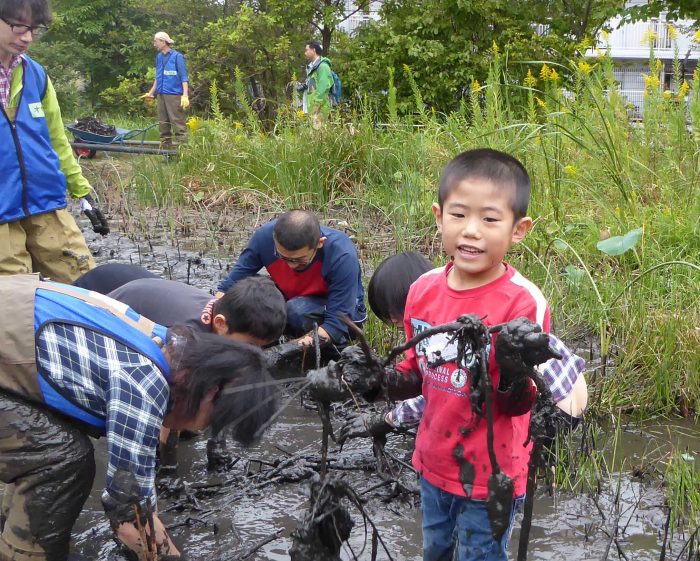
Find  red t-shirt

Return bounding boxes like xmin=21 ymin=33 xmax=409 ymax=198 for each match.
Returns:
xmin=398 ymin=262 xmax=550 ymax=500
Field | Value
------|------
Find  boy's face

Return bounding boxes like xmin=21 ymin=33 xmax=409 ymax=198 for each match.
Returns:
xmin=432 ymin=177 xmax=532 ymax=290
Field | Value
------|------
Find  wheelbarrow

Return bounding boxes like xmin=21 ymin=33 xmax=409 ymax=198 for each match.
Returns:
xmin=66 ymin=123 xmax=174 ymax=158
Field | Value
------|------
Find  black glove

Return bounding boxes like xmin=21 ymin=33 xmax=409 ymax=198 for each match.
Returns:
xmin=337 ymin=411 xmax=393 ymax=445
xmin=494 ymin=318 xmax=562 ymax=390
xmin=80 ymin=194 xmax=110 ymax=235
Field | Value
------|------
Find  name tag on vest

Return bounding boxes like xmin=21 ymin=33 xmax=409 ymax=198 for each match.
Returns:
xmin=164 ymin=70 xmax=177 ymax=76
xmin=28 ymin=102 xmax=45 ymax=118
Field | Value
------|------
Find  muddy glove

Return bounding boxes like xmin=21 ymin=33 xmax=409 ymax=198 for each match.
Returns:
xmin=337 ymin=411 xmax=393 ymax=445
xmin=80 ymin=194 xmax=110 ymax=235
xmin=306 ymin=345 xmax=383 ymax=402
xmin=494 ymin=318 xmax=562 ymax=391
xmin=264 ymin=341 xmax=307 ymax=379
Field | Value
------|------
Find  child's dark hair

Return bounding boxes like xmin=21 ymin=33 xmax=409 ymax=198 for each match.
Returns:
xmin=368 ymin=252 xmax=434 ymax=324
xmin=0 ymin=0 xmax=52 ymax=25
xmin=213 ymin=276 xmax=286 ymax=342
xmin=306 ymin=41 xmax=323 ymax=56
xmin=438 ymin=148 xmax=531 ymax=220
xmin=273 ymin=210 xmax=321 ymax=250
xmin=166 ymin=327 xmax=278 ymax=446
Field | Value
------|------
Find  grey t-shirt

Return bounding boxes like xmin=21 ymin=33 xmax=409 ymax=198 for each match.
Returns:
xmin=108 ymin=278 xmax=212 ymax=332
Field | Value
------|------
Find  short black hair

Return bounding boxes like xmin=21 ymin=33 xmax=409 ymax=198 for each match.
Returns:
xmin=438 ymin=148 xmax=531 ymax=220
xmin=213 ymin=276 xmax=286 ymax=342
xmin=368 ymin=252 xmax=434 ymax=324
xmin=306 ymin=41 xmax=323 ymax=56
xmin=0 ymin=0 xmax=52 ymax=25
xmin=273 ymin=210 xmax=321 ymax=251
xmin=166 ymin=327 xmax=278 ymax=446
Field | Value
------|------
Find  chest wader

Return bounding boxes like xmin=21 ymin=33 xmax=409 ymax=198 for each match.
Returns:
xmin=0 ymin=274 xmax=166 ymax=561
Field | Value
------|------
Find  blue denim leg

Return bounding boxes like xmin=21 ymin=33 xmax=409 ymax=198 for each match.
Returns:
xmin=421 ymin=477 xmax=462 ymax=561
xmin=453 ymin=495 xmax=525 ymax=561
xmin=285 ymin=296 xmax=327 ymax=337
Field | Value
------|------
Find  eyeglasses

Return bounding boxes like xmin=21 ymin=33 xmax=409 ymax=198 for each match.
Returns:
xmin=0 ymin=17 xmax=48 ymax=38
xmin=274 ymin=245 xmax=318 ymax=266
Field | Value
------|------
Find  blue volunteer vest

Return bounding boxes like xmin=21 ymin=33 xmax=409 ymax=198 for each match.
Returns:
xmin=33 ymin=284 xmax=171 ymax=430
xmin=0 ymin=56 xmax=68 ymax=224
xmin=155 ymin=50 xmax=186 ymax=95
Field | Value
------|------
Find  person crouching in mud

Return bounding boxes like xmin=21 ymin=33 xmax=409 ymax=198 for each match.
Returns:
xmin=0 ymin=274 xmax=278 ymax=561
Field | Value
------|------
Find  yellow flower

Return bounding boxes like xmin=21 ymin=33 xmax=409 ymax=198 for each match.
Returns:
xmin=642 ymin=73 xmax=660 ymax=92
xmin=615 ymin=207 xmax=621 ymax=218
xmin=667 ymin=23 xmax=677 ymax=41
xmin=232 ymin=121 xmax=244 ymax=129
xmin=471 ymin=79 xmax=481 ymax=95
xmin=548 ymin=68 xmax=560 ymax=82
xmin=535 ymin=97 xmax=546 ymax=108
xmin=641 ymin=28 xmax=658 ymax=46
xmin=577 ymin=61 xmax=593 ymax=75
xmin=655 ymin=58 xmax=663 ymax=71
xmin=601 ymin=30 xmax=610 ymax=42
xmin=491 ymin=41 xmax=499 ymax=56
xmin=523 ymin=69 xmax=537 ymax=88
xmin=678 ymin=80 xmax=690 ymax=99
xmin=296 ymin=110 xmax=306 ymax=119
xmin=693 ymin=30 xmax=700 ymax=44
xmin=663 ymin=90 xmax=673 ymax=101
xmin=539 ymin=64 xmax=550 ymax=81
xmin=186 ymin=116 xmax=203 ymax=133
xmin=563 ymin=165 xmax=578 ymax=178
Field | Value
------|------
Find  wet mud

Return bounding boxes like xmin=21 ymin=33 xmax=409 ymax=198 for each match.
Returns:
xmin=1 ymin=204 xmax=698 ymax=560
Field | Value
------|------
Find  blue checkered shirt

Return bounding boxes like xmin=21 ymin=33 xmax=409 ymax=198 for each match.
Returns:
xmin=390 ymin=334 xmax=585 ymax=429
xmin=36 ymin=322 xmax=169 ymax=505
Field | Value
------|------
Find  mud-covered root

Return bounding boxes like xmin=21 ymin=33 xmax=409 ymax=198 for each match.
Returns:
xmin=486 ymin=471 xmax=514 ymax=543
xmin=289 ymin=476 xmax=355 ymax=561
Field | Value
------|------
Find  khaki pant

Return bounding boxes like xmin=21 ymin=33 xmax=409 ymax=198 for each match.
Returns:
xmin=0 ymin=393 xmax=95 ymax=561
xmin=0 ymin=210 xmax=94 ymax=283
xmin=157 ymin=94 xmax=187 ymax=146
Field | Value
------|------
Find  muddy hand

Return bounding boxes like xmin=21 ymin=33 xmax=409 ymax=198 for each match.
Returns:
xmin=264 ymin=341 xmax=307 ymax=378
xmin=335 ymin=346 xmax=382 ymax=395
xmin=495 ymin=318 xmax=562 ymax=390
xmin=337 ymin=411 xmax=392 ymax=445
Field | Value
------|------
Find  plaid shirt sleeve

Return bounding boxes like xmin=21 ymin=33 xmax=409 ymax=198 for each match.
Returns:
xmin=36 ymin=322 xmax=169 ymax=505
xmin=391 ymin=395 xmax=425 ymax=429
xmin=538 ymin=334 xmax=586 ymax=403
xmin=104 ymin=364 xmax=169 ymax=505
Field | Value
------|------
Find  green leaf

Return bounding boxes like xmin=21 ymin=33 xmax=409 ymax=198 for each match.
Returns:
xmin=553 ymin=239 xmax=568 ymax=251
xmin=564 ymin=265 xmax=586 ymax=285
xmin=596 ymin=228 xmax=643 ymax=256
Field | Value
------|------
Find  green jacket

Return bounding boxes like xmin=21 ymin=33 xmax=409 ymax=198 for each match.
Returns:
xmin=304 ymin=57 xmax=333 ymax=116
xmin=8 ymin=62 xmax=91 ymax=199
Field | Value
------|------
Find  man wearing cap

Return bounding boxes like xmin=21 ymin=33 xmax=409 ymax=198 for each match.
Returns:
xmin=141 ymin=31 xmax=189 ymax=147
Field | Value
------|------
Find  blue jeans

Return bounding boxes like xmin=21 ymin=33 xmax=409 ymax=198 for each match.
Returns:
xmin=285 ymin=296 xmax=366 ymax=346
xmin=421 ymin=478 xmax=524 ymax=561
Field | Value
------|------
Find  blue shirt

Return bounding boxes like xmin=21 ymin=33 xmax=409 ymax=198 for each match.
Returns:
xmin=155 ymin=49 xmax=188 ymax=95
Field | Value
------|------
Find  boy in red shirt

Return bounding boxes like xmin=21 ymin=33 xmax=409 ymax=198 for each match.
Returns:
xmin=402 ymin=148 xmax=547 ymax=561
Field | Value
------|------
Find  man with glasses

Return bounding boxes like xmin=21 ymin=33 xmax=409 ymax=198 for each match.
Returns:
xmin=0 ymin=0 xmax=109 ymax=284
xmin=217 ymin=209 xmax=367 ymax=348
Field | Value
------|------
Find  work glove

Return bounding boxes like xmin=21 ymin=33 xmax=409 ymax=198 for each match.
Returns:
xmin=306 ymin=345 xmax=382 ymax=402
xmin=337 ymin=411 xmax=393 ymax=445
xmin=80 ymin=194 xmax=110 ymax=236
xmin=180 ymin=95 xmax=190 ymax=109
xmin=494 ymin=318 xmax=562 ymax=391
xmin=140 ymin=92 xmax=155 ymax=104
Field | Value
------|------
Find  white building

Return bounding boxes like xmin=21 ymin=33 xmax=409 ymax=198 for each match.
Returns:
xmin=338 ymin=1 xmax=383 ymax=35
xmin=592 ymin=0 xmax=698 ymax=118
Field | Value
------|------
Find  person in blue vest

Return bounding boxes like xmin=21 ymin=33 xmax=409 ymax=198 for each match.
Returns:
xmin=217 ymin=209 xmax=367 ymax=349
xmin=0 ymin=274 xmax=277 ymax=561
xmin=0 ymin=0 xmax=109 ymax=284
xmin=141 ymin=31 xmax=189 ymax=147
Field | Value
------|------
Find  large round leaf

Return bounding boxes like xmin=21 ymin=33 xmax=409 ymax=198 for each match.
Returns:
xmin=596 ymin=228 xmax=643 ymax=256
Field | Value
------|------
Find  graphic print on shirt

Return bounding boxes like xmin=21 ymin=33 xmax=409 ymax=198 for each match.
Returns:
xmin=411 ymin=317 xmax=488 ymax=395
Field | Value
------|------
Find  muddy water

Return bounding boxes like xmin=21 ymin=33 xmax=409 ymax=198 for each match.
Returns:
xmin=3 ymin=205 xmax=699 ymax=560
